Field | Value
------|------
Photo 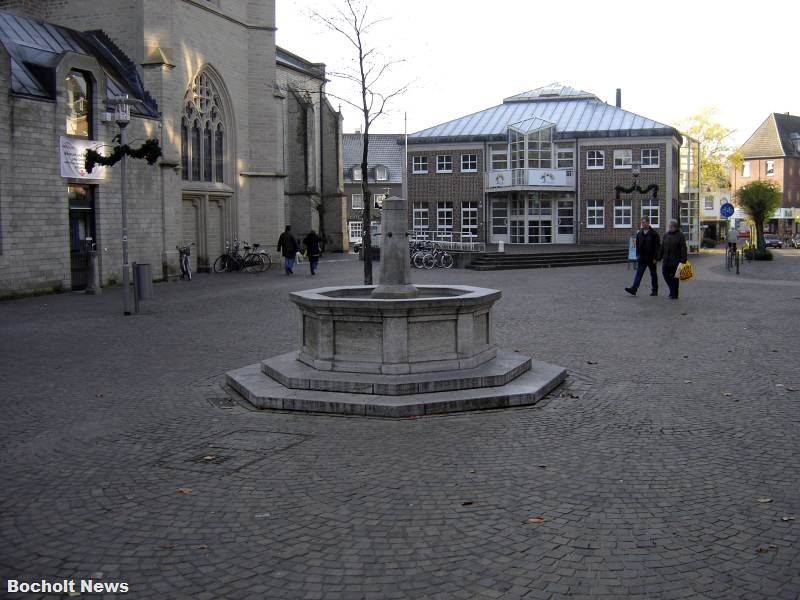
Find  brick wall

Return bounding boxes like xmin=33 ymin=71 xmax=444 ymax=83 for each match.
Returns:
xmin=579 ymin=142 xmax=669 ymax=244
xmin=406 ymin=147 xmax=484 ymax=238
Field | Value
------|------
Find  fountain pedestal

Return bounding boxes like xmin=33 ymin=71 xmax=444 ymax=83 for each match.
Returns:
xmin=226 ymin=196 xmax=567 ymax=417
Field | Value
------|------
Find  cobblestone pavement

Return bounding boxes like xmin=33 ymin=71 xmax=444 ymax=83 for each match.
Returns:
xmin=1 ymin=252 xmax=799 ymax=600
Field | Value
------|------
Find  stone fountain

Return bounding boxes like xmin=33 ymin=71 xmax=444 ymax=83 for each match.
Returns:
xmin=226 ymin=197 xmax=566 ymax=417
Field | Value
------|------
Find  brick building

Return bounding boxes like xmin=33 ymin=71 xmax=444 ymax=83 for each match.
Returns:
xmin=0 ymin=1 xmax=343 ymax=296
xmin=406 ymin=84 xmax=684 ymax=246
xmin=342 ymin=133 xmax=403 ymax=245
xmin=732 ymin=113 xmax=800 ymax=236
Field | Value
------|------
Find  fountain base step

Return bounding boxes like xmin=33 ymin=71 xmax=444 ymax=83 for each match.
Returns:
xmin=263 ymin=350 xmax=532 ymax=396
xmin=226 ymin=356 xmax=566 ymax=418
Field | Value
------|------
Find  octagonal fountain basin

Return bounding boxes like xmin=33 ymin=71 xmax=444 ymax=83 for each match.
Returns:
xmin=290 ymin=285 xmax=500 ymax=375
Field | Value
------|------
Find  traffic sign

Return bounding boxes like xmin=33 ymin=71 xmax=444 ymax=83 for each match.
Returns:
xmin=720 ymin=202 xmax=735 ymax=218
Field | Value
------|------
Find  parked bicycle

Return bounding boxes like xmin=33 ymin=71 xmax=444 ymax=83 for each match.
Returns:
xmin=213 ymin=240 xmax=268 ymax=273
xmin=410 ymin=240 xmax=454 ymax=269
xmin=177 ymin=242 xmax=195 ymax=281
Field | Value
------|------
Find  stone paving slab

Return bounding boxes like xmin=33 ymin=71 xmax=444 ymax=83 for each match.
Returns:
xmin=228 ymin=357 xmax=566 ymax=417
xmin=262 ymin=350 xmax=532 ymax=395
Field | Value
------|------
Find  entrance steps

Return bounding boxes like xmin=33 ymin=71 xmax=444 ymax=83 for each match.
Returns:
xmin=467 ymin=247 xmax=628 ymax=271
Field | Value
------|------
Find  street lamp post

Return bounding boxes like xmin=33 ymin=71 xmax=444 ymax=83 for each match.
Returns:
xmin=112 ymin=96 xmax=132 ymax=315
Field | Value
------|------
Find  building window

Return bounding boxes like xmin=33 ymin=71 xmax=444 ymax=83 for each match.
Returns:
xmin=348 ymin=220 xmax=363 ymax=242
xmin=437 ymin=201 xmax=453 ymax=232
xmin=614 ymin=199 xmax=632 ymax=228
xmin=412 ymin=202 xmax=428 ymax=235
xmin=556 ymin=144 xmax=574 ymax=169
xmin=766 ymin=160 xmax=775 ymax=176
xmin=461 ymin=154 xmax=477 ymax=172
xmin=641 ymin=198 xmax=660 ymax=228
xmin=510 ymin=130 xmax=525 ymax=169
xmin=352 ymin=166 xmax=363 ymax=181
xmin=375 ymin=165 xmax=388 ymax=181
xmin=412 ymin=156 xmax=428 ymax=174
xmin=527 ymin=128 xmax=553 ymax=169
xmin=613 ymin=149 xmax=633 ymax=169
xmin=587 ymin=150 xmax=604 ymax=169
xmin=586 ymin=199 xmax=604 ymax=228
xmin=373 ymin=194 xmax=385 ymax=209
xmin=492 ymin=200 xmax=508 ymax=235
xmin=351 ymin=193 xmax=364 ymax=210
xmin=65 ymin=70 xmax=91 ymax=137
xmin=461 ymin=201 xmax=478 ymax=238
xmin=437 ymin=155 xmax=453 ymax=173
xmin=742 ymin=161 xmax=750 ymax=177
xmin=181 ymin=70 xmax=226 ymax=183
xmin=704 ymin=196 xmax=714 ymax=211
xmin=641 ymin=148 xmax=660 ymax=168
xmin=490 ymin=145 xmax=508 ymax=170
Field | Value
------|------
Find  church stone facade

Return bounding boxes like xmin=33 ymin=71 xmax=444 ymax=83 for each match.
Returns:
xmin=0 ymin=0 xmax=343 ymax=296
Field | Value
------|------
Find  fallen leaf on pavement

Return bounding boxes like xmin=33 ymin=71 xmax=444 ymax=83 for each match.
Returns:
xmin=201 ymin=455 xmax=216 ymax=461
xmin=722 ymin=392 xmax=732 ymax=397
xmin=781 ymin=516 xmax=795 ymax=522
xmin=177 ymin=487 xmax=193 ymax=494
xmin=757 ymin=497 xmax=773 ymax=503
xmin=526 ymin=516 xmax=546 ymax=524
xmin=684 ymin=380 xmax=692 ymax=384
xmin=587 ymin=361 xmax=597 ymax=365
xmin=159 ymin=543 xmax=176 ymax=550
xmin=194 ymin=544 xmax=208 ymax=550
xmin=461 ymin=501 xmax=474 ymax=506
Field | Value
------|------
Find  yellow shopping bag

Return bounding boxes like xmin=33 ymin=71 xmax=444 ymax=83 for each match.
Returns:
xmin=677 ymin=260 xmax=693 ymax=281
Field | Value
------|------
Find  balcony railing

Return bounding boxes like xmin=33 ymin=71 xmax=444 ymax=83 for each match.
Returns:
xmin=486 ymin=168 xmax=574 ymax=190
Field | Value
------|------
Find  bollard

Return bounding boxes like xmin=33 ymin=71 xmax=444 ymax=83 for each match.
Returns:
xmin=498 ymin=240 xmax=505 ymax=253
xmin=132 ymin=263 xmax=153 ymax=313
xmin=85 ymin=250 xmax=101 ymax=295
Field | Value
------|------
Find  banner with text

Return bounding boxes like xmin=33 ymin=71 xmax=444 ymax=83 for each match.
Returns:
xmin=60 ymin=137 xmax=106 ymax=180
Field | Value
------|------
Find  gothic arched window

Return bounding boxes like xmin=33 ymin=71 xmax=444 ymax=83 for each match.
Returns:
xmin=180 ymin=70 xmax=227 ymax=183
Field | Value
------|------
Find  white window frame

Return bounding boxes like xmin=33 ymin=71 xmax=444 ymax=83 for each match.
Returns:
xmin=766 ymin=160 xmax=775 ymax=176
xmin=436 ymin=155 xmax=453 ymax=173
xmin=412 ymin=156 xmax=428 ymax=174
xmin=490 ymin=145 xmax=508 ymax=170
xmin=556 ymin=144 xmax=574 ymax=169
xmin=437 ymin=201 xmax=453 ymax=231
xmin=641 ymin=148 xmax=660 ymax=168
xmin=586 ymin=199 xmax=604 ymax=228
xmin=704 ymin=196 xmax=714 ymax=211
xmin=412 ymin=202 xmax=429 ymax=235
xmin=352 ymin=166 xmax=362 ymax=181
xmin=375 ymin=165 xmax=388 ymax=181
xmin=461 ymin=201 xmax=478 ymax=238
xmin=351 ymin=193 xmax=364 ymax=210
xmin=641 ymin=198 xmax=660 ymax=228
xmin=586 ymin=150 xmax=604 ymax=170
xmin=348 ymin=220 xmax=363 ymax=242
xmin=742 ymin=161 xmax=750 ymax=177
xmin=373 ymin=193 xmax=386 ymax=209
xmin=614 ymin=199 xmax=632 ymax=228
xmin=461 ymin=154 xmax=477 ymax=173
xmin=613 ymin=149 xmax=633 ymax=169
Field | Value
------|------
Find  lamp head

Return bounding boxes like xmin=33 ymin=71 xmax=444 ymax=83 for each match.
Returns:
xmin=111 ymin=95 xmax=131 ymax=125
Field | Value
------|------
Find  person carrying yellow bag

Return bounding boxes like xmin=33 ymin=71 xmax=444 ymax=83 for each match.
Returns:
xmin=658 ymin=219 xmax=688 ymax=299
xmin=676 ymin=260 xmax=693 ymax=281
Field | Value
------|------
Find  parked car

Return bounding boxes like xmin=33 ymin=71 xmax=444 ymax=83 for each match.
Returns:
xmin=763 ymin=233 xmax=782 ymax=249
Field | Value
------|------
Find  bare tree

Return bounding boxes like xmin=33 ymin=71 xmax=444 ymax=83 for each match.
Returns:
xmin=313 ymin=0 xmax=407 ymax=285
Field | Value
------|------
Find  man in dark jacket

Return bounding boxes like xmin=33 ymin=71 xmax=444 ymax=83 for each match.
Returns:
xmin=276 ymin=225 xmax=299 ymax=275
xmin=659 ymin=219 xmax=688 ymax=299
xmin=302 ymin=229 xmax=322 ymax=276
xmin=625 ymin=217 xmax=661 ymax=296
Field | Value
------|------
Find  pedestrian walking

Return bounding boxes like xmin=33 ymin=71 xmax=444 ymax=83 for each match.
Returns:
xmin=625 ymin=217 xmax=661 ymax=296
xmin=726 ymin=225 xmax=738 ymax=253
xmin=302 ymin=229 xmax=322 ymax=276
xmin=276 ymin=225 xmax=299 ymax=275
xmin=659 ymin=219 xmax=688 ymax=299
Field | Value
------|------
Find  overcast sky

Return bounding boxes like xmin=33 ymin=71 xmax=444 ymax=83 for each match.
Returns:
xmin=276 ymin=0 xmax=799 ymax=146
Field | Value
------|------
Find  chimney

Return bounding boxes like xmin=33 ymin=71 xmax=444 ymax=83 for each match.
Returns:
xmin=615 ymin=88 xmax=622 ymax=108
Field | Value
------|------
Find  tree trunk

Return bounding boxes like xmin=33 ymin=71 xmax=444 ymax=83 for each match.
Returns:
xmin=361 ymin=127 xmax=372 ymax=285
xmin=755 ymin=218 xmax=765 ymax=252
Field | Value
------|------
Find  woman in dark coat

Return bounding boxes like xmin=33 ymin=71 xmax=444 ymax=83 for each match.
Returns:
xmin=276 ymin=225 xmax=299 ymax=275
xmin=302 ymin=230 xmax=322 ymax=275
xmin=659 ymin=219 xmax=688 ymax=299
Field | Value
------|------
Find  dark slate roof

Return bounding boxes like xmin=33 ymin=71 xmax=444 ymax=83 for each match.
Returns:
xmin=276 ymin=46 xmax=325 ymax=80
xmin=409 ymin=83 xmax=680 ymax=144
xmin=0 ymin=9 xmax=158 ymax=117
xmin=740 ymin=113 xmax=800 ymax=158
xmin=343 ymin=133 xmax=404 ymax=183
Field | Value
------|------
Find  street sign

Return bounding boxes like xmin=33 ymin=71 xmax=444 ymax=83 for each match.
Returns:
xmin=720 ymin=202 xmax=735 ymax=218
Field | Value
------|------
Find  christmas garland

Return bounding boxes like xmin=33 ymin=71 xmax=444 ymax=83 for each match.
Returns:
xmin=614 ymin=183 xmax=659 ymax=199
xmin=85 ymin=138 xmax=162 ymax=173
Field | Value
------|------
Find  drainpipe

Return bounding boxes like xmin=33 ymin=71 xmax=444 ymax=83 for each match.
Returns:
xmin=319 ymin=80 xmax=325 ymax=247
xmin=576 ymin=138 xmax=581 ymax=245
